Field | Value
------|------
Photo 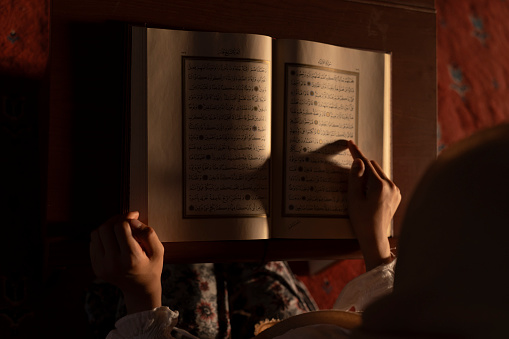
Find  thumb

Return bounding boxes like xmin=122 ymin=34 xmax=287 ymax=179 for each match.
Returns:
xmin=349 ymin=158 xmax=365 ymax=198
xmin=126 ymin=211 xmax=140 ymax=220
xmin=129 ymin=219 xmax=164 ymax=259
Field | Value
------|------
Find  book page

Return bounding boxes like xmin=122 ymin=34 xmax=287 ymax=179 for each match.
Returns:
xmin=134 ymin=28 xmax=272 ymax=242
xmin=183 ymin=58 xmax=270 ymax=217
xmin=283 ymin=64 xmax=357 ymax=217
xmin=272 ymin=39 xmax=391 ymax=239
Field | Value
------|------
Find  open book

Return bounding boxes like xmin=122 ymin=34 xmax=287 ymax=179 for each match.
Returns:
xmin=127 ymin=26 xmax=391 ymax=242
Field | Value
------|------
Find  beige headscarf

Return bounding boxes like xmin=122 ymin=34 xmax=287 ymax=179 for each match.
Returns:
xmin=354 ymin=123 xmax=509 ymax=338
xmin=254 ymin=310 xmax=362 ymax=338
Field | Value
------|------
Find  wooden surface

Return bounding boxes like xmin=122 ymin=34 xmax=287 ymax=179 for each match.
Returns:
xmin=46 ymin=0 xmax=436 ymax=265
xmin=47 ymin=235 xmax=399 ymax=265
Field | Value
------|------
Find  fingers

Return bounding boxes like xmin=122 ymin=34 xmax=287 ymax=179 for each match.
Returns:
xmin=371 ymin=160 xmax=401 ymax=203
xmin=370 ymin=160 xmax=391 ymax=182
xmin=347 ymin=140 xmax=365 ymax=160
xmin=126 ymin=211 xmax=139 ymax=220
xmin=91 ymin=212 xmax=142 ymax=259
xmin=348 ymin=140 xmax=386 ymax=181
xmin=114 ymin=221 xmax=143 ymax=256
xmin=348 ymin=158 xmax=365 ymax=200
xmin=130 ymin=219 xmax=164 ymax=259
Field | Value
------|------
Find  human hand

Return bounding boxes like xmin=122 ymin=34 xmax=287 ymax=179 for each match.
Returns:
xmin=347 ymin=140 xmax=401 ymax=271
xmin=90 ymin=211 xmax=164 ymax=314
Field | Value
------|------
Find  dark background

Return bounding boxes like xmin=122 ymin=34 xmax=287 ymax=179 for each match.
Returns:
xmin=2 ymin=0 xmax=509 ymax=337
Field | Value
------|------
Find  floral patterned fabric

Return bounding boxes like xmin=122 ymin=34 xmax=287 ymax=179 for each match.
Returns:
xmin=86 ymin=261 xmax=318 ymax=339
xmin=437 ymin=0 xmax=509 ymax=151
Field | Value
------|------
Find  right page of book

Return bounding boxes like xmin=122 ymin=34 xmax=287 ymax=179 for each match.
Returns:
xmin=271 ymin=39 xmax=391 ymax=239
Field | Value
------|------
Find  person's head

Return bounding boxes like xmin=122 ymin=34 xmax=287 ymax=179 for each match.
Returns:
xmin=354 ymin=123 xmax=509 ymax=338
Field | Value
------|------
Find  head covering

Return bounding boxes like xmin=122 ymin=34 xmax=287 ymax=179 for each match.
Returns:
xmin=353 ymin=123 xmax=509 ymax=338
xmin=254 ymin=310 xmax=361 ymax=339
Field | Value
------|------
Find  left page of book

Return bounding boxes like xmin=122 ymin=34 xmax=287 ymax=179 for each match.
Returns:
xmin=130 ymin=27 xmax=272 ymax=242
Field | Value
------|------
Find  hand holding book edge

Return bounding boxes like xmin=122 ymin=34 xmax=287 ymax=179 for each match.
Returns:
xmin=90 ymin=212 xmax=164 ymax=314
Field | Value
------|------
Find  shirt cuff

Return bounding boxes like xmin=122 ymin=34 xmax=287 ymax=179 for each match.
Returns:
xmin=108 ymin=306 xmax=179 ymax=339
xmin=333 ymin=259 xmax=396 ymax=312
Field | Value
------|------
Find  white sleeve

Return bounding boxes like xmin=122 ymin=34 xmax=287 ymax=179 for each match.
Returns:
xmin=333 ymin=259 xmax=396 ymax=312
xmin=106 ymin=306 xmax=179 ymax=339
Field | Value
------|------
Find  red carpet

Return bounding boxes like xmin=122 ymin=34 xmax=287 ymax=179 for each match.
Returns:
xmin=0 ymin=0 xmax=49 ymax=78
xmin=295 ymin=259 xmax=366 ymax=310
xmin=437 ymin=0 xmax=509 ymax=149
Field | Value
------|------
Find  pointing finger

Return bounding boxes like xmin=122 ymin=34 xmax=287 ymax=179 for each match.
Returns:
xmin=347 ymin=140 xmax=366 ymax=160
xmin=348 ymin=140 xmax=382 ymax=180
